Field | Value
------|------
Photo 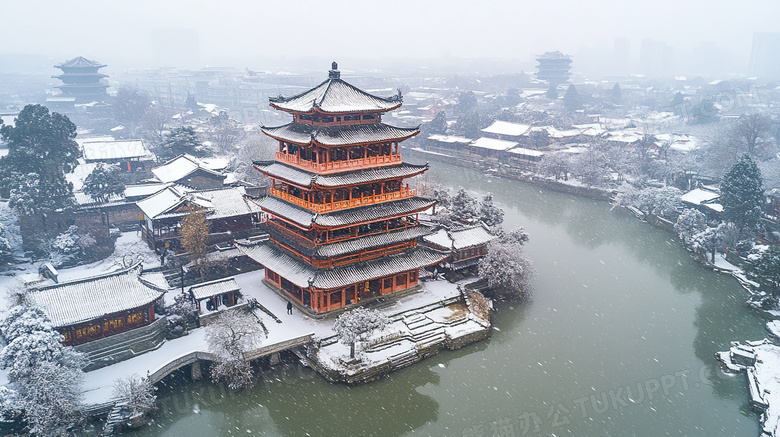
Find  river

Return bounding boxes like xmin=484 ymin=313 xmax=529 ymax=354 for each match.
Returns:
xmin=132 ymin=157 xmax=764 ymax=436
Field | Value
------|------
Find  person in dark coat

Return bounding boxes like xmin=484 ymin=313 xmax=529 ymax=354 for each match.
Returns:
xmin=287 ymin=301 xmax=293 ymax=315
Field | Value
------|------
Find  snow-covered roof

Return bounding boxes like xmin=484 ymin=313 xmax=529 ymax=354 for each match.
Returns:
xmin=124 ymin=183 xmax=169 ymax=199
xmin=238 ymin=243 xmax=448 ymax=290
xmin=269 ymin=70 xmax=402 ymax=114
xmin=254 ymin=161 xmax=428 ymax=189
xmin=257 ymin=196 xmax=436 ymax=228
xmin=469 ymin=137 xmax=518 ymax=151
xmin=80 ymin=139 xmax=150 ymax=161
xmin=423 ymin=224 xmax=496 ymax=251
xmin=680 ymin=188 xmax=719 ymax=206
xmin=151 ymin=154 xmax=226 ymax=184
xmin=27 ymin=262 xmax=164 ymax=328
xmin=262 ymin=122 xmax=419 ymax=147
xmin=137 ymin=186 xmax=262 ymax=221
xmin=481 ymin=120 xmax=530 ymax=137
xmin=427 ymin=134 xmax=472 ymax=144
xmin=190 ymin=278 xmax=240 ymax=300
xmin=507 ymin=147 xmax=545 ymax=157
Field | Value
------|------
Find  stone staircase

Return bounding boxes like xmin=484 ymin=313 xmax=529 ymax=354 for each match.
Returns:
xmin=98 ymin=402 xmax=127 ymax=436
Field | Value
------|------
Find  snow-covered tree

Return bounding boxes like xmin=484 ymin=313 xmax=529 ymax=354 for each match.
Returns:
xmin=691 ymin=223 xmax=729 ymax=263
xmin=156 ymin=126 xmax=208 ymax=162
xmin=112 ymin=374 xmax=156 ymax=420
xmin=731 ymin=113 xmax=772 ymax=156
xmin=206 ymin=310 xmax=264 ymax=389
xmin=422 ymin=111 xmax=447 ymax=136
xmin=563 ymin=84 xmax=583 ymax=111
xmin=43 ymin=225 xmax=83 ymax=268
xmin=571 ymin=148 xmax=610 ymax=187
xmin=0 ymin=105 xmax=80 ymax=215
xmin=333 ymin=307 xmax=390 ymax=360
xmin=478 ymin=228 xmax=535 ymax=299
xmin=0 ymin=306 xmax=85 ymax=435
xmin=747 ymin=246 xmax=780 ymax=297
xmin=449 ymin=188 xmax=479 ymax=223
xmin=538 ymin=151 xmax=572 ymax=181
xmin=82 ymin=163 xmax=125 ymax=203
xmin=639 ymin=186 xmax=682 ymax=218
xmin=674 ymin=209 xmax=707 ymax=245
xmin=0 ymin=222 xmax=13 ymax=266
xmin=721 ymin=153 xmax=764 ymax=235
xmin=478 ymin=193 xmax=504 ymax=229
xmin=208 ymin=111 xmax=243 ymax=152
xmin=113 ymin=86 xmax=151 ymax=132
xmin=19 ymin=361 xmax=83 ymax=436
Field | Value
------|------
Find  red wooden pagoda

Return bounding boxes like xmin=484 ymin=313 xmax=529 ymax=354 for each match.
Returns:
xmin=244 ymin=62 xmax=448 ymax=314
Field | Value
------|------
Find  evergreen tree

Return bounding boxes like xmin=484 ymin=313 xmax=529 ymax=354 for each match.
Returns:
xmin=0 ymin=105 xmax=79 ymax=216
xmin=545 ymin=83 xmax=558 ymax=100
xmin=563 ymin=85 xmax=583 ymax=111
xmin=610 ymin=83 xmax=622 ymax=102
xmin=478 ymin=227 xmax=535 ymax=299
xmin=478 ymin=193 xmax=504 ymax=228
xmin=156 ymin=126 xmax=207 ymax=162
xmin=424 ymin=111 xmax=447 ymax=136
xmin=747 ymin=246 xmax=780 ymax=297
xmin=457 ymin=91 xmax=477 ymax=113
xmin=83 ymin=164 xmax=125 ymax=203
xmin=720 ymin=154 xmax=764 ymax=235
xmin=449 ymin=188 xmax=479 ymax=223
xmin=674 ymin=208 xmax=707 ymax=245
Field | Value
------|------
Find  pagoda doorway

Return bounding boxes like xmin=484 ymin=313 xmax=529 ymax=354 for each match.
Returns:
xmin=368 ymin=279 xmax=381 ymax=296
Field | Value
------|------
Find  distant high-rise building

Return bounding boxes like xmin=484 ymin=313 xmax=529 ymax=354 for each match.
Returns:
xmin=52 ymin=56 xmax=109 ymax=103
xmin=612 ymin=38 xmax=630 ymax=74
xmin=639 ymin=39 xmax=674 ymax=76
xmin=535 ymin=51 xmax=572 ymax=85
xmin=749 ymin=32 xmax=780 ymax=79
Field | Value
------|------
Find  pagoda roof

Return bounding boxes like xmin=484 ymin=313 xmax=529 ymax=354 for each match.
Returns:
xmin=26 ymin=262 xmax=164 ymax=328
xmin=237 ymin=242 xmax=448 ymax=290
xmin=269 ymin=74 xmax=402 ymax=114
xmin=137 ymin=185 xmax=262 ymax=221
xmin=151 ymin=154 xmax=226 ymax=184
xmin=269 ymin=224 xmax=433 ymax=259
xmin=261 ymin=122 xmax=418 ymax=147
xmin=55 ymin=56 xmax=107 ymax=69
xmin=253 ymin=161 xmax=428 ymax=188
xmin=536 ymin=51 xmax=572 ymax=61
xmin=256 ymin=195 xmax=435 ymax=229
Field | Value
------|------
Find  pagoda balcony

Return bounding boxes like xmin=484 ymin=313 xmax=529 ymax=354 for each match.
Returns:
xmin=270 ymin=186 xmax=417 ymax=214
xmin=275 ymin=151 xmax=402 ymax=174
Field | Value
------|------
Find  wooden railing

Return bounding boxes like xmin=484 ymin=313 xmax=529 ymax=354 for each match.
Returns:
xmin=275 ymin=151 xmax=402 ymax=173
xmin=271 ymin=186 xmax=416 ymax=213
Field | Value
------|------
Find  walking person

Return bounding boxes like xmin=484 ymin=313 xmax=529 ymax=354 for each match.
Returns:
xmin=287 ymin=301 xmax=293 ymax=315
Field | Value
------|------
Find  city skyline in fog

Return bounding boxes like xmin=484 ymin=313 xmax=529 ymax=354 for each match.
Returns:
xmin=2 ymin=0 xmax=779 ymax=77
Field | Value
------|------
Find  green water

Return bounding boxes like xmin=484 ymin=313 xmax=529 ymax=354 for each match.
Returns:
xmin=133 ymin=158 xmax=764 ymax=436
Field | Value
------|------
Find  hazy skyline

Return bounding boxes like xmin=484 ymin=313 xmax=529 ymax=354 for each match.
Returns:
xmin=2 ymin=0 xmax=779 ymax=75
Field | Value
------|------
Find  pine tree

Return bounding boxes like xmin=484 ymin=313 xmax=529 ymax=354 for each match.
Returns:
xmin=156 ymin=126 xmax=207 ymax=162
xmin=747 ymin=246 xmax=780 ymax=296
xmin=610 ymin=83 xmax=622 ymax=102
xmin=720 ymin=154 xmax=764 ymax=235
xmin=449 ymin=188 xmax=479 ymax=223
xmin=83 ymin=163 xmax=125 ymax=203
xmin=563 ymin=85 xmax=583 ymax=111
xmin=674 ymin=209 xmax=707 ymax=245
xmin=424 ymin=111 xmax=447 ymax=136
xmin=0 ymin=105 xmax=80 ymax=216
xmin=478 ymin=193 xmax=504 ymax=228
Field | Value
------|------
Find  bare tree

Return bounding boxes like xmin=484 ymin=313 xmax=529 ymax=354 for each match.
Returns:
xmin=208 ymin=111 xmax=244 ymax=153
xmin=112 ymin=374 xmax=156 ymax=421
xmin=180 ymin=206 xmax=210 ymax=281
xmin=732 ymin=113 xmax=772 ymax=156
xmin=206 ymin=311 xmax=265 ymax=389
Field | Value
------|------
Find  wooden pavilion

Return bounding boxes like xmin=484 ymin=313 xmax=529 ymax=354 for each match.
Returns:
xmin=241 ymin=62 xmax=449 ymax=314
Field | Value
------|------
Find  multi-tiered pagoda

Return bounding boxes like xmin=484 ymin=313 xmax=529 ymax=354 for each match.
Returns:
xmin=53 ymin=56 xmax=109 ymax=103
xmin=245 ymin=63 xmax=448 ymax=314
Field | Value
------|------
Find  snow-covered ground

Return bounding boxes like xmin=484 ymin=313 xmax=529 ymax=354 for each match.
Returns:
xmin=718 ymin=340 xmax=780 ymax=437
xmin=81 ymin=271 xmax=468 ymax=406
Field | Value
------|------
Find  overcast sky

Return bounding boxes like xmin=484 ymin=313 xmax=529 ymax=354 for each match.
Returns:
xmin=2 ymin=0 xmax=779 ymax=74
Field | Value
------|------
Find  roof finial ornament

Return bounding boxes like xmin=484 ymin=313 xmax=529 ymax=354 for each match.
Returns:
xmin=329 ymin=61 xmax=340 ymax=79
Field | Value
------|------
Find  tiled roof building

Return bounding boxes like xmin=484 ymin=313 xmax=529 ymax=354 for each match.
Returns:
xmin=242 ymin=63 xmax=448 ymax=314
